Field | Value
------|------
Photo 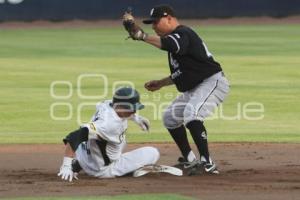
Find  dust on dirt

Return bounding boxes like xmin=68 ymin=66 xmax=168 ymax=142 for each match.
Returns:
xmin=0 ymin=143 xmax=299 ymax=200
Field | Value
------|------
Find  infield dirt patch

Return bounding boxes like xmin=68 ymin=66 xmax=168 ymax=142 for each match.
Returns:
xmin=0 ymin=143 xmax=299 ymax=200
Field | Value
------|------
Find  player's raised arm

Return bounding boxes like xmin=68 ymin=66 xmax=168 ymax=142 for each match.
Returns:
xmin=122 ymin=5 xmax=186 ymax=52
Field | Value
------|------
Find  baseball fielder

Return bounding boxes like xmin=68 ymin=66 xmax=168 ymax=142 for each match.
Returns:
xmin=57 ymin=87 xmax=160 ymax=181
xmin=123 ymin=5 xmax=230 ymax=175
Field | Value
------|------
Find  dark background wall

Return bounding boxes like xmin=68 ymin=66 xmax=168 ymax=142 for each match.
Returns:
xmin=0 ymin=0 xmax=300 ymax=21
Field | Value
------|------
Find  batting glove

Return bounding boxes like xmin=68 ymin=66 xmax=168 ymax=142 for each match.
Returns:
xmin=57 ymin=157 xmax=78 ymax=182
xmin=132 ymin=115 xmax=150 ymax=132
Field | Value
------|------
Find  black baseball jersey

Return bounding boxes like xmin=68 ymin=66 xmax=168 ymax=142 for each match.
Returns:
xmin=160 ymin=25 xmax=222 ymax=92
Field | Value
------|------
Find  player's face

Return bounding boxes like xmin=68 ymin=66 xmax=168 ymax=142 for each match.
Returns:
xmin=118 ymin=110 xmax=136 ymax=118
xmin=114 ymin=105 xmax=136 ymax=118
xmin=152 ymin=16 xmax=173 ymax=36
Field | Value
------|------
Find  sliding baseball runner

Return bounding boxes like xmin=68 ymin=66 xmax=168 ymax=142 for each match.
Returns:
xmin=57 ymin=87 xmax=182 ymax=181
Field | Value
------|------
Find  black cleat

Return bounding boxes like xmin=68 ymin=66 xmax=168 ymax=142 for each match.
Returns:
xmin=173 ymin=157 xmax=187 ymax=169
xmin=174 ymin=157 xmax=198 ymax=169
xmin=203 ymin=161 xmax=219 ymax=174
xmin=187 ymin=160 xmax=219 ymax=176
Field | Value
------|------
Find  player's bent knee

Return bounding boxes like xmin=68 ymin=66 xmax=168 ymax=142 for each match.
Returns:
xmin=162 ymin=110 xmax=172 ymax=127
xmin=149 ymin=147 xmax=160 ymax=163
xmin=143 ymin=146 xmax=160 ymax=164
xmin=152 ymin=147 xmax=160 ymax=163
xmin=183 ymin=108 xmax=203 ymax=125
xmin=163 ymin=110 xmax=181 ymax=129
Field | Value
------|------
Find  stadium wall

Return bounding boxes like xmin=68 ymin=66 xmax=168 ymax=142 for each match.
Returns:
xmin=0 ymin=0 xmax=300 ymax=21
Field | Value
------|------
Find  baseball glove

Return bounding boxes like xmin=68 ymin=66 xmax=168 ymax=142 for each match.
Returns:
xmin=123 ymin=10 xmax=147 ymax=41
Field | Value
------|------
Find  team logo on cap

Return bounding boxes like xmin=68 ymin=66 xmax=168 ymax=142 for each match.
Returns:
xmin=150 ymin=8 xmax=154 ymax=16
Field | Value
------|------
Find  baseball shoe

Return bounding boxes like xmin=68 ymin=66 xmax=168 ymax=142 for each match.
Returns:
xmin=200 ymin=156 xmax=219 ymax=174
xmin=173 ymin=157 xmax=186 ymax=168
xmin=174 ymin=157 xmax=186 ymax=167
xmin=187 ymin=160 xmax=219 ymax=176
xmin=174 ymin=157 xmax=198 ymax=169
xmin=203 ymin=161 xmax=219 ymax=174
xmin=71 ymin=159 xmax=82 ymax=173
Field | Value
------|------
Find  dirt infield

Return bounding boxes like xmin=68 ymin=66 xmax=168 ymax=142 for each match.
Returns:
xmin=0 ymin=143 xmax=299 ymax=200
xmin=0 ymin=16 xmax=300 ymax=29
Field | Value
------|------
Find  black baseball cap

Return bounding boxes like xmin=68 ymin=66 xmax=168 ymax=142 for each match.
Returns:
xmin=143 ymin=5 xmax=175 ymax=24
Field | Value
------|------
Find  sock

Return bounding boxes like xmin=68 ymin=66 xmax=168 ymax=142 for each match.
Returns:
xmin=167 ymin=125 xmax=192 ymax=160
xmin=186 ymin=120 xmax=210 ymax=163
xmin=187 ymin=151 xmax=196 ymax=162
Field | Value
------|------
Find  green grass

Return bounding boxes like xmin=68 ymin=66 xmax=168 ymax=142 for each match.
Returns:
xmin=0 ymin=24 xmax=299 ymax=143
xmin=1 ymin=194 xmax=194 ymax=200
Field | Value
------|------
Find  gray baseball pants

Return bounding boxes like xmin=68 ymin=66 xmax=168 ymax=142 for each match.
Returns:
xmin=163 ymin=71 xmax=230 ymax=129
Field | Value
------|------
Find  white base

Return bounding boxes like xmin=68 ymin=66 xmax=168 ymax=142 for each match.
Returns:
xmin=133 ymin=164 xmax=183 ymax=177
